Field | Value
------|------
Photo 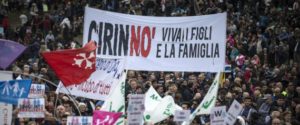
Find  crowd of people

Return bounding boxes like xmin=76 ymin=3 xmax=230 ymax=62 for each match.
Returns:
xmin=1 ymin=0 xmax=300 ymax=125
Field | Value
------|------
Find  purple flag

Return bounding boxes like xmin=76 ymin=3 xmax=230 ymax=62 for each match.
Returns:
xmin=0 ymin=39 xmax=26 ymax=69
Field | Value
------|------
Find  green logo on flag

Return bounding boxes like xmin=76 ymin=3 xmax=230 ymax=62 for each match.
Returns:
xmin=202 ymin=96 xmax=215 ymax=109
xmin=150 ymin=94 xmax=159 ymax=101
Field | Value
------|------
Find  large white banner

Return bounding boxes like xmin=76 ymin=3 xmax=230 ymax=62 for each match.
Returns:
xmin=0 ymin=102 xmax=12 ymax=125
xmin=56 ymin=58 xmax=125 ymax=100
xmin=83 ymin=7 xmax=226 ymax=72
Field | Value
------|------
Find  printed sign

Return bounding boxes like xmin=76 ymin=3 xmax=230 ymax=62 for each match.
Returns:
xmin=56 ymin=58 xmax=125 ymax=100
xmin=225 ymin=100 xmax=243 ymax=125
xmin=174 ymin=110 xmax=190 ymax=122
xmin=83 ymin=7 xmax=226 ymax=72
xmin=127 ymin=94 xmax=145 ymax=125
xmin=18 ymin=98 xmax=45 ymax=118
xmin=210 ymin=106 xmax=226 ymax=125
xmin=0 ymin=80 xmax=32 ymax=105
xmin=67 ymin=116 xmax=93 ymax=125
xmin=28 ymin=84 xmax=45 ymax=98
xmin=128 ymin=94 xmax=145 ymax=111
xmin=0 ymin=102 xmax=12 ymax=125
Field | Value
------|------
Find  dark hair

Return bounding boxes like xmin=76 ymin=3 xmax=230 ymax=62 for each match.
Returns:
xmin=244 ymin=96 xmax=252 ymax=101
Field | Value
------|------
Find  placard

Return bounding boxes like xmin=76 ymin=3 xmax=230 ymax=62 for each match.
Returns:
xmin=17 ymin=98 xmax=45 ymax=118
xmin=210 ymin=106 xmax=226 ymax=125
xmin=67 ymin=116 xmax=93 ymax=125
xmin=0 ymin=102 xmax=12 ymax=125
xmin=174 ymin=110 xmax=190 ymax=122
xmin=28 ymin=84 xmax=45 ymax=98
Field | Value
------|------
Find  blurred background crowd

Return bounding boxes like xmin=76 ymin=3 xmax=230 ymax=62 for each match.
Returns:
xmin=0 ymin=0 xmax=300 ymax=125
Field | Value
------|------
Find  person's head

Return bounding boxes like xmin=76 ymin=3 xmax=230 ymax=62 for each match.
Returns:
xmin=274 ymin=87 xmax=281 ymax=96
xmin=63 ymin=101 xmax=72 ymax=112
xmin=32 ymin=62 xmax=39 ymax=72
xmin=95 ymin=100 xmax=104 ymax=110
xmin=283 ymin=111 xmax=292 ymax=123
xmin=127 ymin=70 xmax=136 ymax=78
xmin=168 ymin=84 xmax=178 ymax=93
xmin=276 ymin=95 xmax=285 ymax=106
xmin=243 ymin=92 xmax=250 ymax=98
xmin=181 ymin=102 xmax=190 ymax=110
xmin=296 ymin=86 xmax=300 ymax=94
xmin=56 ymin=105 xmax=66 ymax=117
xmin=225 ymin=92 xmax=233 ymax=101
xmin=23 ymin=64 xmax=30 ymax=73
xmin=275 ymin=82 xmax=283 ymax=90
xmin=129 ymin=79 xmax=138 ymax=90
xmin=264 ymin=94 xmax=273 ymax=104
xmin=61 ymin=113 xmax=70 ymax=125
xmin=198 ymin=73 xmax=205 ymax=81
xmin=253 ymin=89 xmax=261 ymax=98
xmin=27 ymin=121 xmax=37 ymax=125
xmin=272 ymin=118 xmax=281 ymax=125
xmin=271 ymin=111 xmax=281 ymax=119
xmin=287 ymin=82 xmax=295 ymax=92
xmin=193 ymin=93 xmax=201 ymax=100
xmin=295 ymin=104 xmax=300 ymax=114
xmin=243 ymin=97 xmax=252 ymax=107
xmin=78 ymin=102 xmax=87 ymax=113
xmin=157 ymin=86 xmax=164 ymax=93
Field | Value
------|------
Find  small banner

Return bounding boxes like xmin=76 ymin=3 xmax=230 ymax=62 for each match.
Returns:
xmin=28 ymin=84 xmax=45 ymax=98
xmin=17 ymin=98 xmax=45 ymax=118
xmin=127 ymin=94 xmax=145 ymax=125
xmin=174 ymin=110 xmax=190 ymax=122
xmin=210 ymin=106 xmax=226 ymax=125
xmin=67 ymin=116 xmax=93 ymax=125
xmin=225 ymin=100 xmax=243 ymax=125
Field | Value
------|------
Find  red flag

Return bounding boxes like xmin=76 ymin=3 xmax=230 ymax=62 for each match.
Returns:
xmin=42 ymin=41 xmax=97 ymax=86
xmin=93 ymin=110 xmax=122 ymax=125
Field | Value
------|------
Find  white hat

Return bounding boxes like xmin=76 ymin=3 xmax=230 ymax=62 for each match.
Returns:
xmin=78 ymin=102 xmax=86 ymax=107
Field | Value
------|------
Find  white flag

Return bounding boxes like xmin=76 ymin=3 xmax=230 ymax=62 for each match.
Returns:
xmin=144 ymin=86 xmax=162 ymax=111
xmin=183 ymin=72 xmax=221 ymax=125
xmin=144 ymin=95 xmax=177 ymax=123
xmin=144 ymin=86 xmax=182 ymax=112
xmin=101 ymin=72 xmax=126 ymax=125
